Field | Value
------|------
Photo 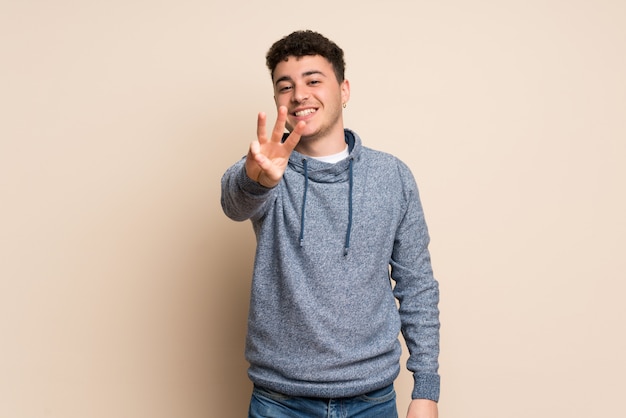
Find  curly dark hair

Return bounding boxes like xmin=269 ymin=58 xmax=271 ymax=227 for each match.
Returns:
xmin=266 ymin=30 xmax=346 ymax=83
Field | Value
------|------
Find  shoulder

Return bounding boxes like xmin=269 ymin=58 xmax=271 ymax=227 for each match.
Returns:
xmin=348 ymin=129 xmax=417 ymax=186
xmin=361 ymin=146 xmax=415 ymax=181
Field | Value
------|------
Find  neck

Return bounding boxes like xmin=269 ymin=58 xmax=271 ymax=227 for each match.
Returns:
xmin=295 ymin=125 xmax=346 ymax=157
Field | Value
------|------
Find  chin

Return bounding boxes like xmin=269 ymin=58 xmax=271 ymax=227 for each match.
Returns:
xmin=302 ymin=122 xmax=323 ymax=135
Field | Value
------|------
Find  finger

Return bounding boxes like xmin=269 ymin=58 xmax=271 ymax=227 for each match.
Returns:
xmin=282 ymin=120 xmax=305 ymax=151
xmin=257 ymin=112 xmax=267 ymax=142
xmin=245 ymin=140 xmax=263 ymax=182
xmin=248 ymin=139 xmax=260 ymax=158
xmin=271 ymin=106 xmax=288 ymax=142
xmin=250 ymin=141 xmax=272 ymax=172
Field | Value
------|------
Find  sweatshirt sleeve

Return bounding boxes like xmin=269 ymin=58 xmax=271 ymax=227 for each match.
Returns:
xmin=390 ymin=161 xmax=441 ymax=402
xmin=220 ymin=157 xmax=276 ymax=222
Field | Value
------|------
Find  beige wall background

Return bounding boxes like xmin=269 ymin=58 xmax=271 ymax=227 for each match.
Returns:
xmin=1 ymin=1 xmax=624 ymax=417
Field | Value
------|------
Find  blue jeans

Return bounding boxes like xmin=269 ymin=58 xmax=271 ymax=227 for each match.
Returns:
xmin=248 ymin=384 xmax=398 ymax=418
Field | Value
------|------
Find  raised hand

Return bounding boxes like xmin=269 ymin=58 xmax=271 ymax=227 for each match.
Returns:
xmin=245 ymin=106 xmax=305 ymax=188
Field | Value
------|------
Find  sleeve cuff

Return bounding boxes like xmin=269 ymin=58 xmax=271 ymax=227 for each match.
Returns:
xmin=412 ymin=373 xmax=440 ymax=402
xmin=238 ymin=163 xmax=275 ymax=196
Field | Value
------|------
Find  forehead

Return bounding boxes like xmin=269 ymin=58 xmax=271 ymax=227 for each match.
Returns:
xmin=272 ymin=55 xmax=335 ymax=82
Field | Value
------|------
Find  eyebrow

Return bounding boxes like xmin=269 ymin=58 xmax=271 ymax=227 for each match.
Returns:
xmin=274 ymin=70 xmax=327 ymax=86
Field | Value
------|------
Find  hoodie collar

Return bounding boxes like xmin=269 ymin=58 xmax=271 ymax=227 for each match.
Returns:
xmin=286 ymin=129 xmax=361 ymax=184
xmin=286 ymin=129 xmax=360 ymax=256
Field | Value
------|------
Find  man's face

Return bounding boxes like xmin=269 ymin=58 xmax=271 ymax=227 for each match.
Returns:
xmin=272 ymin=55 xmax=350 ymax=141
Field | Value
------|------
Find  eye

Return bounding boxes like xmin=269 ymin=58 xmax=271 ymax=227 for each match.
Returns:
xmin=278 ymin=85 xmax=292 ymax=93
xmin=309 ymin=80 xmax=320 ymax=86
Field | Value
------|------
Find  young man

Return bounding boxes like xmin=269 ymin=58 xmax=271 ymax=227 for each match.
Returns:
xmin=221 ymin=30 xmax=440 ymax=418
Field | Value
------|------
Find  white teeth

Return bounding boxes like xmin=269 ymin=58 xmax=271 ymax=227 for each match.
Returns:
xmin=295 ymin=108 xmax=316 ymax=117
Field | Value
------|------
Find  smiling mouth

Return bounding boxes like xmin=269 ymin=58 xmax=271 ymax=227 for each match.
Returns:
xmin=293 ymin=108 xmax=317 ymax=117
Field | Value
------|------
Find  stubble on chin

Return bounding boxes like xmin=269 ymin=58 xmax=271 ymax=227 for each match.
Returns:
xmin=285 ymin=120 xmax=314 ymax=141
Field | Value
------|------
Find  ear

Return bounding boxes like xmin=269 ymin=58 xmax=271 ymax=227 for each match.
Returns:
xmin=340 ymin=79 xmax=350 ymax=106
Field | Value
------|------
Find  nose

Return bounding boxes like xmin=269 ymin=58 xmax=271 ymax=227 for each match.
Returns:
xmin=292 ymin=83 xmax=309 ymax=103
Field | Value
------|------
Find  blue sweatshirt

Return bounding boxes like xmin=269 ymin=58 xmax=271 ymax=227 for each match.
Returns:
xmin=221 ymin=130 xmax=440 ymax=401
